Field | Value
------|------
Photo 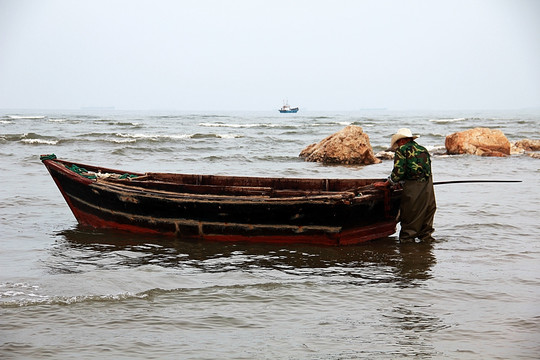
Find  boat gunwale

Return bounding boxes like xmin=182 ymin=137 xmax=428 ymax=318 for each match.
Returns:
xmin=42 ymin=157 xmax=390 ymax=203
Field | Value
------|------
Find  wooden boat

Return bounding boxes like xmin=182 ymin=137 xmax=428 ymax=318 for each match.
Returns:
xmin=41 ymin=155 xmax=401 ymax=246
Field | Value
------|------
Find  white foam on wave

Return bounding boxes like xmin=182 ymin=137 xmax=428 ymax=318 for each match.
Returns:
xmin=116 ymin=133 xmax=146 ymax=139
xmin=21 ymin=138 xmax=58 ymax=145
xmin=115 ymin=132 xmax=241 ymax=140
xmin=116 ymin=133 xmax=190 ymax=140
xmin=311 ymin=122 xmax=353 ymax=127
xmin=199 ymin=122 xmax=283 ymax=128
xmin=171 ymin=134 xmax=196 ymax=139
xmin=217 ymin=134 xmax=242 ymax=139
xmin=109 ymin=138 xmax=137 ymax=143
xmin=0 ymin=282 xmax=45 ymax=301
xmin=1 ymin=292 xmax=150 ymax=307
xmin=0 ymin=282 xmax=36 ymax=288
xmin=0 ymin=282 xmax=153 ymax=307
xmin=426 ymin=145 xmax=446 ymax=152
xmin=200 ymin=122 xmax=249 ymax=128
xmin=8 ymin=115 xmax=46 ymax=120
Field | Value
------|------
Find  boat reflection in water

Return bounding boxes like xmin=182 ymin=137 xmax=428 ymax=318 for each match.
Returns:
xmin=51 ymin=226 xmax=435 ymax=285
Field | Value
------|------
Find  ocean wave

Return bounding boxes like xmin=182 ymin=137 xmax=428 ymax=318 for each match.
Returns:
xmin=21 ymin=138 xmax=59 ymax=145
xmin=199 ymin=122 xmax=298 ymax=130
xmin=7 ymin=115 xmax=47 ymax=120
xmin=308 ymin=116 xmax=333 ymax=120
xmin=279 ymin=130 xmax=305 ymax=136
xmin=115 ymin=121 xmax=141 ymax=126
xmin=0 ymin=282 xmax=48 ymax=306
xmin=104 ymin=121 xmax=143 ymax=127
xmin=6 ymin=133 xmax=60 ymax=145
xmin=111 ymin=146 xmax=177 ymax=155
xmin=116 ymin=133 xmax=192 ymax=141
xmin=218 ymin=134 xmax=243 ymax=139
xmin=425 ymin=145 xmax=446 ymax=152
xmin=1 ymin=134 xmax=22 ymax=142
xmin=307 ymin=121 xmax=353 ymax=126
xmin=429 ymin=117 xmax=467 ymax=123
xmin=199 ymin=122 xmax=258 ymax=128
xmin=200 ymin=155 xmax=251 ymax=162
xmin=253 ymin=155 xmax=301 ymax=162
xmin=191 ymin=133 xmax=243 ymax=139
xmin=150 ymin=114 xmax=232 ymax=120
xmin=77 ymin=132 xmax=119 ymax=139
xmin=113 ymin=133 xmax=244 ymax=142
xmin=309 ymin=122 xmax=353 ymax=127
xmin=108 ymin=138 xmax=138 ymax=144
xmin=1 ymin=282 xmax=300 ymax=308
xmin=47 ymin=118 xmax=83 ymax=124
xmin=425 ymin=132 xmax=447 ymax=138
xmin=0 ymin=291 xmax=149 ymax=308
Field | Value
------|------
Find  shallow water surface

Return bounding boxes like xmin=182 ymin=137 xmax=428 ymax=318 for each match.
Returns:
xmin=1 ymin=110 xmax=539 ymax=359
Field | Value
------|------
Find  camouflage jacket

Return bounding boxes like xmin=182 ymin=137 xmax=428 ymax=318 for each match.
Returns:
xmin=389 ymin=141 xmax=432 ymax=183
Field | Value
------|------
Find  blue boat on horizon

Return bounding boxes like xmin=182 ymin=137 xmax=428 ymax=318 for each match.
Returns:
xmin=279 ymin=100 xmax=299 ymax=113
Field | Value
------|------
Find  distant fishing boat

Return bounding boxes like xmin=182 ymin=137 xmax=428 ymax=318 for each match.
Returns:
xmin=279 ymin=100 xmax=299 ymax=113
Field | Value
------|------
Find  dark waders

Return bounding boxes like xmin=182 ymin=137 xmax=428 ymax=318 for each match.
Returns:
xmin=399 ymin=176 xmax=436 ymax=242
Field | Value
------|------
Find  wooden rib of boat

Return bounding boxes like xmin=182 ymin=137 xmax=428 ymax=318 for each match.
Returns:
xmin=40 ymin=155 xmax=401 ymax=246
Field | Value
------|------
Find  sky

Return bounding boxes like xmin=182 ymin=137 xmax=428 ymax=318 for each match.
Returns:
xmin=1 ymin=0 xmax=539 ymax=111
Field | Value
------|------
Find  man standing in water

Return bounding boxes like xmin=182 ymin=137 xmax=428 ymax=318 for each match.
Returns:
xmin=374 ymin=128 xmax=436 ymax=243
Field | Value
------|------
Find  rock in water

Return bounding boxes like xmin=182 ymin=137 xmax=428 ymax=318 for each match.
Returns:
xmin=375 ymin=150 xmax=395 ymax=160
xmin=299 ymin=125 xmax=381 ymax=165
xmin=445 ymin=128 xmax=510 ymax=157
xmin=514 ymin=139 xmax=540 ymax=151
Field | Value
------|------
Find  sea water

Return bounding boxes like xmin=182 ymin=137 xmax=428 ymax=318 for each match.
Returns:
xmin=1 ymin=109 xmax=539 ymax=359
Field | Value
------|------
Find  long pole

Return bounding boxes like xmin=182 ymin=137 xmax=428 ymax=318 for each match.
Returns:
xmin=434 ymin=180 xmax=521 ymax=185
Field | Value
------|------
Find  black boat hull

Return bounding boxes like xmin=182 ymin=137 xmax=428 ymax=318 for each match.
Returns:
xmin=42 ymin=157 xmax=401 ymax=245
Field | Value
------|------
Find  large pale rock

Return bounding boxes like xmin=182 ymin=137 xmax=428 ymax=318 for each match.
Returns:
xmin=299 ymin=125 xmax=381 ymax=165
xmin=445 ymin=128 xmax=510 ymax=157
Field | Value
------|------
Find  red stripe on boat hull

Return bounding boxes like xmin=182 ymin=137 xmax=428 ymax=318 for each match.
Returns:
xmin=67 ymin=204 xmax=396 ymax=246
xmin=42 ymin=157 xmax=400 ymax=246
